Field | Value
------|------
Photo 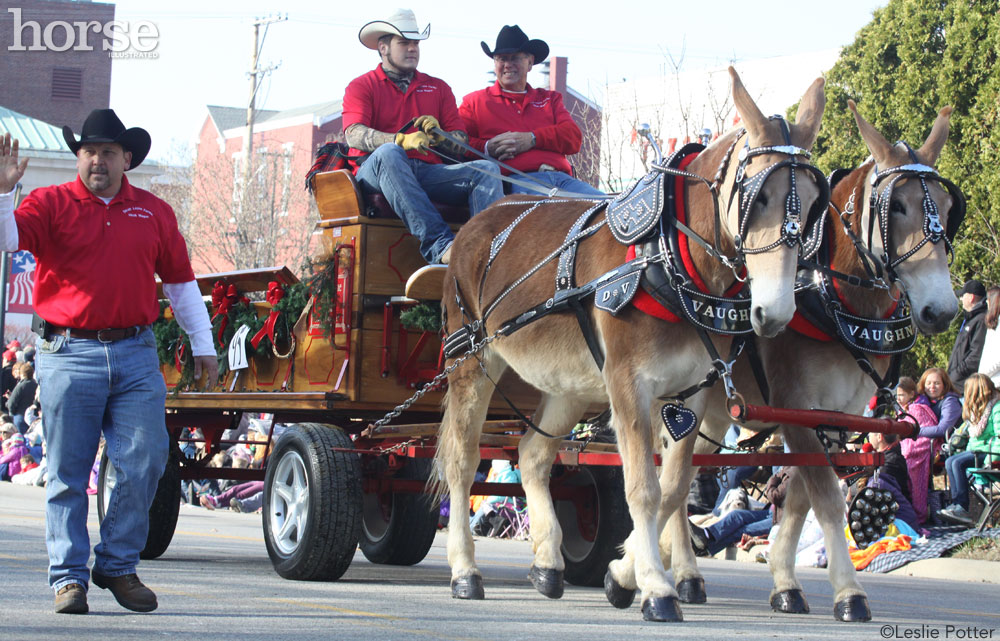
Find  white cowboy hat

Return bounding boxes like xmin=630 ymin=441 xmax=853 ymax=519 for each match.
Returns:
xmin=359 ymin=9 xmax=431 ymax=50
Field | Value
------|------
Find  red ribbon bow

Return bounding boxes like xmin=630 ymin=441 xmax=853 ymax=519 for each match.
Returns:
xmin=211 ymin=281 xmax=249 ymax=347
xmin=251 ymin=282 xmax=285 ymax=349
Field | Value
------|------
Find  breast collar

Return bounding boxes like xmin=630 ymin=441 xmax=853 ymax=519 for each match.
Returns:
xmin=627 ymin=145 xmax=753 ymax=335
xmin=791 ymin=218 xmax=915 ymax=355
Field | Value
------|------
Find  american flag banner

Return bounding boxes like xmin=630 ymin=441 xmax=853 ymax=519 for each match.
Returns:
xmin=7 ymin=250 xmax=35 ymax=314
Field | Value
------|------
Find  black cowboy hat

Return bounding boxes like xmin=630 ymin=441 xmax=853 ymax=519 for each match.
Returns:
xmin=481 ymin=25 xmax=548 ymax=64
xmin=62 ymin=109 xmax=151 ymax=170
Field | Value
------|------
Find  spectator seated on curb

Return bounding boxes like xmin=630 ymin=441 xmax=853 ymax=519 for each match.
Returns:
xmin=1 ymin=432 xmax=29 ymax=480
xmin=199 ymin=480 xmax=265 ymax=510
xmin=230 ymin=491 xmax=263 ymax=513
xmin=469 ymin=460 xmax=523 ymax=536
xmin=852 ymin=429 xmax=919 ymax=532
xmin=13 ymin=443 xmax=46 ymax=486
xmin=689 ymin=468 xmax=792 ymax=557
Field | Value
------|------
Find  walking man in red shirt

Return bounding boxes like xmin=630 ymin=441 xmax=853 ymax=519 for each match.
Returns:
xmin=344 ymin=9 xmax=504 ymax=264
xmin=460 ymin=25 xmax=604 ymax=197
xmin=0 ymin=110 xmax=217 ymax=614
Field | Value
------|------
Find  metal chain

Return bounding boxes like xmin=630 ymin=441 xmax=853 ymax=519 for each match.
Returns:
xmin=368 ymin=327 xmax=505 ymax=431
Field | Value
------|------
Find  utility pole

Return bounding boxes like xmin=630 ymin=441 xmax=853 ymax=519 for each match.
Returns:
xmin=239 ymin=14 xmax=286 ymax=264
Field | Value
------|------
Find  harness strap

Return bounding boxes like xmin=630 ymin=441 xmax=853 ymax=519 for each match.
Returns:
xmin=474 ymin=355 xmax=561 ymax=439
xmin=743 ymin=335 xmax=771 ymax=405
xmin=557 ymin=203 xmax=609 ymax=292
xmin=569 ymin=297 xmax=605 ymax=370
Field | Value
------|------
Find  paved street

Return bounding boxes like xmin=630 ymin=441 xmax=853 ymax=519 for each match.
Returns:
xmin=2 ymin=482 xmax=999 ymax=640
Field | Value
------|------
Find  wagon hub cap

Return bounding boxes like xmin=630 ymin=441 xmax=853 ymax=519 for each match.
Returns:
xmin=269 ymin=450 xmax=310 ymax=555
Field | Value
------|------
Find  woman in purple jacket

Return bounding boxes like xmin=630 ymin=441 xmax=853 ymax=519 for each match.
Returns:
xmin=913 ymin=367 xmax=963 ymax=440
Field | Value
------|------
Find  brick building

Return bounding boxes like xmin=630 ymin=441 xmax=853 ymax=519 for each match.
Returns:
xmin=0 ymin=0 xmax=114 ymax=128
xmin=188 ymin=101 xmax=343 ymax=275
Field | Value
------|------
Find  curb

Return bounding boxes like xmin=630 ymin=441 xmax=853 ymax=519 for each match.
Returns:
xmin=711 ymin=544 xmax=999 ymax=584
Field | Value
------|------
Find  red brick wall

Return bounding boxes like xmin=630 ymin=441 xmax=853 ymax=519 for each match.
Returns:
xmin=0 ymin=0 xmax=114 ymax=127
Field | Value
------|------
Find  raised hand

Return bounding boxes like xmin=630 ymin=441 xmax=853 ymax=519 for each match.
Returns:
xmin=0 ymin=133 xmax=29 ymax=194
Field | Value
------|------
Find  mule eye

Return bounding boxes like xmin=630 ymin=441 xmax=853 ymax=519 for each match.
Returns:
xmin=889 ymin=200 xmax=905 ymax=215
xmin=755 ymin=193 xmax=769 ymax=208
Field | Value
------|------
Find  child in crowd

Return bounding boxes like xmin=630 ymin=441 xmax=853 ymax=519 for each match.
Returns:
xmin=938 ymin=374 xmax=1000 ymax=526
xmin=897 ymin=376 xmax=940 ymax=524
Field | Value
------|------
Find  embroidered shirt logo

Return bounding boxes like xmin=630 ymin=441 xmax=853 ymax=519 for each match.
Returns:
xmin=528 ymin=97 xmax=551 ymax=109
xmin=123 ymin=206 xmax=154 ymax=219
xmin=415 ymin=84 xmax=438 ymax=93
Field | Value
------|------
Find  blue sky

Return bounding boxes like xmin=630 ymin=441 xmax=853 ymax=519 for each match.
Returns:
xmin=106 ymin=1 xmax=887 ymax=162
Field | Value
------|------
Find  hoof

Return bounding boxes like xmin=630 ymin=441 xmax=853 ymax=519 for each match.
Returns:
xmin=676 ymin=577 xmax=707 ymax=604
xmin=603 ymin=570 xmax=636 ymax=609
xmin=641 ymin=596 xmax=684 ymax=622
xmin=834 ymin=594 xmax=872 ymax=622
xmin=771 ymin=589 xmax=810 ymax=614
xmin=451 ymin=575 xmax=485 ymax=600
xmin=528 ymin=566 xmax=564 ymax=599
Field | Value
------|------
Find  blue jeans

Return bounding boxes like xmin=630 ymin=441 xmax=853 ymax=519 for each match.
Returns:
xmin=12 ymin=413 xmax=27 ymax=435
xmin=355 ymin=144 xmax=504 ymax=263
xmin=510 ymin=170 xmax=604 ymax=197
xmin=36 ymin=328 xmax=168 ymax=591
xmin=945 ymin=450 xmax=986 ymax=510
xmin=704 ymin=508 xmax=772 ymax=556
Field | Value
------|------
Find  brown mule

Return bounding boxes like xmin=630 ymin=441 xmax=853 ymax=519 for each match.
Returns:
xmin=434 ymin=68 xmax=827 ymax=622
xmin=653 ymin=103 xmax=961 ymax=621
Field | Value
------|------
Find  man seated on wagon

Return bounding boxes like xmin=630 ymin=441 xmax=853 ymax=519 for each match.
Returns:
xmin=343 ymin=9 xmax=504 ymax=265
xmin=459 ymin=25 xmax=604 ymax=197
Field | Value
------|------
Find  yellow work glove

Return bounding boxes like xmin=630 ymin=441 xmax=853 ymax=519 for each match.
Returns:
xmin=394 ymin=131 xmax=431 ymax=155
xmin=414 ymin=115 xmax=447 ymax=145
xmin=413 ymin=115 xmax=440 ymax=134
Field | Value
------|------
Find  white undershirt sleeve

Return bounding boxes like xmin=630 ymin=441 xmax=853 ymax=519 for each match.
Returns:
xmin=163 ymin=280 xmax=215 ymax=356
xmin=0 ymin=188 xmax=20 ymax=252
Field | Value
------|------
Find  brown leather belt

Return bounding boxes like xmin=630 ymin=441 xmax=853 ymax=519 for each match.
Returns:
xmin=47 ymin=325 xmax=148 ymax=342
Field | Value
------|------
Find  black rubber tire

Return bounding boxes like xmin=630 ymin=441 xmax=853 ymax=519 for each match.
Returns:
xmin=97 ymin=448 xmax=181 ymax=560
xmin=360 ymin=457 xmax=438 ymax=565
xmin=263 ymin=423 xmax=362 ymax=581
xmin=556 ymin=465 xmax=632 ymax=587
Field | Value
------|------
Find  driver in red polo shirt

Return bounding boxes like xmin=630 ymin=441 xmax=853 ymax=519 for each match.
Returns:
xmin=459 ymin=25 xmax=604 ymax=198
xmin=0 ymin=109 xmax=217 ymax=616
xmin=343 ymin=9 xmax=504 ymax=264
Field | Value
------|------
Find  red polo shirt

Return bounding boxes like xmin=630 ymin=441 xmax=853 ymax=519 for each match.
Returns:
xmin=342 ymin=65 xmax=464 ymax=166
xmin=14 ymin=175 xmax=195 ymax=329
xmin=459 ymin=83 xmax=582 ymax=175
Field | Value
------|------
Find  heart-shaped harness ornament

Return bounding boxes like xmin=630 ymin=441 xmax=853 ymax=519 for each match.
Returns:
xmin=661 ymin=404 xmax=698 ymax=441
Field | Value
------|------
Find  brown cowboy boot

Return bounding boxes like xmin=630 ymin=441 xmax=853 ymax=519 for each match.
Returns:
xmin=54 ymin=583 xmax=89 ymax=614
xmin=91 ymin=572 xmax=158 ymax=612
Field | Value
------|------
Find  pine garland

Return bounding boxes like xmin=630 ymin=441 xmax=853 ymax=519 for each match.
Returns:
xmin=399 ymin=302 xmax=442 ymax=333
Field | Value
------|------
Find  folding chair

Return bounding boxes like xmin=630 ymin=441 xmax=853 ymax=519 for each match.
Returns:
xmin=967 ymin=464 xmax=1000 ymax=533
xmin=492 ymin=497 xmax=531 ymax=540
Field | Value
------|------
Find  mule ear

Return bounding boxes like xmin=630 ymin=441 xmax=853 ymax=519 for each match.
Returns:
xmin=730 ymin=66 xmax=766 ymax=139
xmin=917 ymin=106 xmax=953 ymax=165
xmin=848 ymin=99 xmax=894 ymax=165
xmin=791 ymin=77 xmax=825 ymax=150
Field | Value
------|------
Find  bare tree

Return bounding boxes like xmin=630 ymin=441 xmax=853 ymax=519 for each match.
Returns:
xmin=181 ymin=141 xmax=317 ymax=274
